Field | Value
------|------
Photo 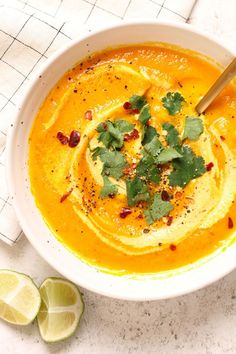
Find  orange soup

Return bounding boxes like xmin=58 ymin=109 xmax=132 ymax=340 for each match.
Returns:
xmin=29 ymin=44 xmax=236 ymax=274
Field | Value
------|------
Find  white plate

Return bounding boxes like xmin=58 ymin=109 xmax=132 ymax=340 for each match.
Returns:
xmin=7 ymin=21 xmax=236 ymax=301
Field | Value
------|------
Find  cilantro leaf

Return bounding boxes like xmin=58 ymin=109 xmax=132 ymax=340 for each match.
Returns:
xmin=162 ymin=92 xmax=185 ymax=115
xmin=126 ymin=177 xmax=150 ymax=207
xmin=97 ymin=121 xmax=121 ymax=149
xmin=183 ymin=116 xmax=204 ymax=141
xmin=91 ymin=146 xmax=106 ymax=161
xmin=143 ymin=135 xmax=163 ymax=161
xmin=139 ymin=104 xmax=151 ymax=125
xmin=100 ymin=176 xmax=118 ymax=198
xmin=162 ymin=122 xmax=181 ymax=148
xmin=142 ymin=125 xmax=159 ymax=145
xmin=136 ymin=155 xmax=161 ymax=184
xmin=114 ymin=120 xmax=134 ymax=133
xmin=129 ymin=95 xmax=147 ymax=110
xmin=100 ymin=150 xmax=128 ymax=180
xmin=168 ymin=145 xmax=206 ymax=187
xmin=96 ymin=120 xmax=134 ymax=150
xmin=157 ymin=147 xmax=182 ymax=164
xmin=96 ymin=122 xmax=108 ymax=133
xmin=138 ymin=126 xmax=162 ymax=182
xmin=144 ymin=194 xmax=173 ymax=225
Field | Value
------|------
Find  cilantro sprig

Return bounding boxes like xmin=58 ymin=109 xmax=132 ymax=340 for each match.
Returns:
xmin=182 ymin=116 xmax=204 ymax=141
xmin=126 ymin=95 xmax=151 ymax=125
xmin=100 ymin=176 xmax=118 ymax=198
xmin=144 ymin=194 xmax=174 ymax=225
xmin=96 ymin=120 xmax=134 ymax=150
xmin=126 ymin=177 xmax=150 ymax=207
xmin=157 ymin=147 xmax=182 ymax=164
xmin=168 ymin=145 xmax=206 ymax=187
xmin=139 ymin=104 xmax=151 ymax=125
xmin=162 ymin=122 xmax=181 ymax=148
xmin=162 ymin=92 xmax=185 ymax=115
xmin=162 ymin=122 xmax=206 ymax=187
xmin=129 ymin=95 xmax=147 ymax=110
xmin=136 ymin=154 xmax=161 ymax=184
xmin=92 ymin=147 xmax=128 ymax=180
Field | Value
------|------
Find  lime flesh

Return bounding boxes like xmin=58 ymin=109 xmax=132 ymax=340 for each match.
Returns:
xmin=37 ymin=277 xmax=84 ymax=342
xmin=0 ymin=270 xmax=41 ymax=325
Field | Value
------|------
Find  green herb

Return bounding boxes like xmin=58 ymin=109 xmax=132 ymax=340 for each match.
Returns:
xmin=100 ymin=176 xmax=118 ymax=198
xmin=96 ymin=120 xmax=134 ymax=150
xmin=144 ymin=194 xmax=173 ymax=225
xmin=162 ymin=122 xmax=181 ymax=148
xmin=97 ymin=121 xmax=122 ymax=149
xmin=183 ymin=116 xmax=204 ymax=141
xmin=157 ymin=147 xmax=182 ymax=164
xmin=143 ymin=135 xmax=163 ymax=161
xmin=142 ymin=125 xmax=159 ymax=145
xmin=113 ymin=120 xmax=135 ymax=133
xmin=138 ymin=126 xmax=162 ymax=182
xmin=168 ymin=145 xmax=206 ymax=187
xmin=99 ymin=149 xmax=128 ymax=180
xmin=162 ymin=92 xmax=185 ymax=115
xmin=129 ymin=95 xmax=147 ymax=110
xmin=139 ymin=104 xmax=151 ymax=125
xmin=136 ymin=155 xmax=161 ymax=184
xmin=126 ymin=177 xmax=150 ymax=207
xmin=91 ymin=146 xmax=106 ymax=161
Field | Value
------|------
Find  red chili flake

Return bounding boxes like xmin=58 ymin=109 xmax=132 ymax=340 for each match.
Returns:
xmin=132 ymin=108 xmax=140 ymax=114
xmin=84 ymin=110 xmax=92 ymax=120
xmin=206 ymin=162 xmax=214 ymax=171
xmin=69 ymin=130 xmax=80 ymax=148
xmin=123 ymin=101 xmax=131 ymax=110
xmin=161 ymin=190 xmax=170 ymax=201
xmin=123 ymin=102 xmax=140 ymax=115
xmin=108 ymin=193 xmax=115 ymax=199
xmin=228 ymin=217 xmax=234 ymax=229
xmin=124 ymin=129 xmax=139 ymax=142
xmin=220 ymin=135 xmax=225 ymax=141
xmin=137 ymin=213 xmax=143 ymax=219
xmin=174 ymin=191 xmax=182 ymax=199
xmin=169 ymin=244 xmax=176 ymax=251
xmin=167 ymin=216 xmax=173 ymax=226
xmin=120 ymin=207 xmax=132 ymax=218
xmin=123 ymin=164 xmax=136 ymax=175
xmin=60 ymin=188 xmax=73 ymax=203
xmin=123 ymin=167 xmax=131 ymax=175
xmin=57 ymin=132 xmax=69 ymax=145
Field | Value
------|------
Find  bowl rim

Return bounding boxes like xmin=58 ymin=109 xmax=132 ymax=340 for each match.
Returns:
xmin=6 ymin=20 xmax=236 ymax=301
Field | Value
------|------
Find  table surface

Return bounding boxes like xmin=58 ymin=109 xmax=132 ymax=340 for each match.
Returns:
xmin=1 ymin=0 xmax=236 ymax=353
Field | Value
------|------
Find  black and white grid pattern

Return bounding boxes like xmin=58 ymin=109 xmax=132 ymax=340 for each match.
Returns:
xmin=0 ymin=0 xmax=197 ymax=245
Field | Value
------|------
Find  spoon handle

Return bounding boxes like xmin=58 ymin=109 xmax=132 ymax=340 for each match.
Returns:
xmin=196 ymin=57 xmax=236 ymax=114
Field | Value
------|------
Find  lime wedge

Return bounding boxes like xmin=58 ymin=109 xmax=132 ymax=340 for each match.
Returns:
xmin=37 ymin=277 xmax=84 ymax=342
xmin=0 ymin=269 xmax=41 ymax=325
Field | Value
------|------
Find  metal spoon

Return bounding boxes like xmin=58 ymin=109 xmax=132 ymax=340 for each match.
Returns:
xmin=196 ymin=57 xmax=236 ymax=114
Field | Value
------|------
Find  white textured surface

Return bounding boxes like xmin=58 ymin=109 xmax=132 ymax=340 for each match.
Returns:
xmin=1 ymin=0 xmax=236 ymax=353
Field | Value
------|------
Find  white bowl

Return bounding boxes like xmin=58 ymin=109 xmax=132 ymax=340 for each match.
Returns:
xmin=7 ymin=21 xmax=236 ymax=301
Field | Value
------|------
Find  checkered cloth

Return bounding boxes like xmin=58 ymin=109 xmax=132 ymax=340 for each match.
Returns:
xmin=0 ymin=0 xmax=197 ymax=245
